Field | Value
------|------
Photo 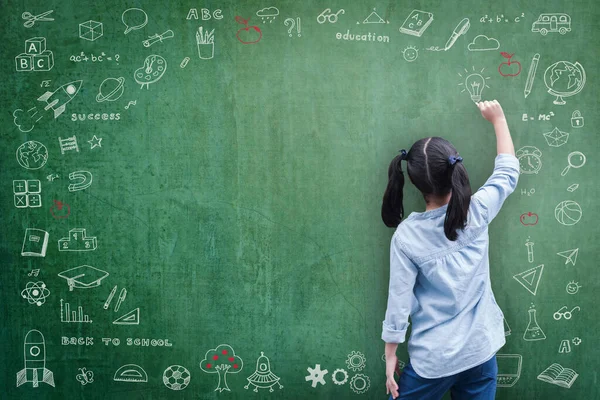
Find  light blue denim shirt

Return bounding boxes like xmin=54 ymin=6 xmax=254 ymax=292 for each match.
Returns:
xmin=382 ymin=153 xmax=520 ymax=379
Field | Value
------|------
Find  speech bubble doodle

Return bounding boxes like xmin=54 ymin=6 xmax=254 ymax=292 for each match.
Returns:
xmin=122 ymin=8 xmax=148 ymax=34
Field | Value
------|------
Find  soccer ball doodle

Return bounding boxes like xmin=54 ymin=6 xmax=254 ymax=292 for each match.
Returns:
xmin=163 ymin=365 xmax=191 ymax=390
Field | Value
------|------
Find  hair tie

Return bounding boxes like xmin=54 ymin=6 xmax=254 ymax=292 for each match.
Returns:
xmin=399 ymin=149 xmax=407 ymax=159
xmin=448 ymin=155 xmax=463 ymax=166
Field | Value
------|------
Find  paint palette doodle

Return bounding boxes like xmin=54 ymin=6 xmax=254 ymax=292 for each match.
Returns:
xmin=134 ymin=55 xmax=167 ymax=89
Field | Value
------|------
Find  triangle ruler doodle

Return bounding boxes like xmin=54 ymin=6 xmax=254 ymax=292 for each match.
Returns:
xmin=513 ymin=264 xmax=544 ymax=295
xmin=557 ymin=248 xmax=578 ymax=266
xmin=113 ymin=308 xmax=139 ymax=325
xmin=362 ymin=8 xmax=387 ymax=24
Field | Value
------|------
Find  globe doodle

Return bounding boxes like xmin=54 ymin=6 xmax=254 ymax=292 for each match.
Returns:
xmin=21 ymin=281 xmax=50 ymax=306
xmin=543 ymin=61 xmax=586 ymax=105
xmin=96 ymin=76 xmax=125 ymax=102
xmin=16 ymin=141 xmax=48 ymax=170
xmin=163 ymin=365 xmax=191 ymax=390
xmin=555 ymin=200 xmax=582 ymax=226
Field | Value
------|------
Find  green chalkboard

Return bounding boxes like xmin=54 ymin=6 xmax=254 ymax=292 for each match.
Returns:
xmin=1 ymin=0 xmax=598 ymax=399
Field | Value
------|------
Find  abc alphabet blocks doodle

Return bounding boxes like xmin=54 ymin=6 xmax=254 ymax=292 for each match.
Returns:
xmin=15 ymin=37 xmax=54 ymax=72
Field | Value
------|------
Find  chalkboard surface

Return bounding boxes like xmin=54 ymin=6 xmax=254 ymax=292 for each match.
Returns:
xmin=1 ymin=1 xmax=598 ymax=399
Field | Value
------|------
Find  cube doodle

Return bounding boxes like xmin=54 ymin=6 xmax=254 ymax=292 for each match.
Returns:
xmin=79 ymin=20 xmax=103 ymax=41
xmin=25 ymin=37 xmax=46 ymax=54
xmin=15 ymin=37 xmax=54 ymax=72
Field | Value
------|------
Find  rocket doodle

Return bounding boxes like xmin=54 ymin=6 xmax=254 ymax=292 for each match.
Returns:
xmin=16 ymin=329 xmax=55 ymax=387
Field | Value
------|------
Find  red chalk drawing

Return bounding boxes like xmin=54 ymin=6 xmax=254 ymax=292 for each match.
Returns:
xmin=236 ymin=17 xmax=262 ymax=44
xmin=520 ymin=212 xmax=538 ymax=226
xmin=499 ymin=52 xmax=522 ymax=77
xmin=50 ymin=200 xmax=70 ymax=219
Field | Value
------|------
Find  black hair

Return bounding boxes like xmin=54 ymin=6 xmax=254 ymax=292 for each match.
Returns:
xmin=381 ymin=137 xmax=472 ymax=241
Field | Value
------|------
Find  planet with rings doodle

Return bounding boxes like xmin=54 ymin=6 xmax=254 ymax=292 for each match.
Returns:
xmin=96 ymin=77 xmax=125 ymax=102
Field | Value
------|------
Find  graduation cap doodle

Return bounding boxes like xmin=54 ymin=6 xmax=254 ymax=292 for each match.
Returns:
xmin=58 ymin=265 xmax=109 ymax=291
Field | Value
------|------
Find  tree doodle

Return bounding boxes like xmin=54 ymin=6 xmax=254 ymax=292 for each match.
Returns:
xmin=199 ymin=344 xmax=243 ymax=392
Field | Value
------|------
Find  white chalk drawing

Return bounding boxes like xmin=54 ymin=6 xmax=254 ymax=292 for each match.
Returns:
xmin=567 ymin=183 xmax=579 ymax=192
xmin=27 ymin=269 xmax=40 ymax=277
xmin=21 ymin=228 xmax=48 ymax=257
xmin=496 ymin=354 xmax=522 ymax=387
xmin=544 ymin=61 xmax=585 ymax=105
xmin=402 ymin=46 xmax=419 ymax=62
xmin=524 ymin=53 xmax=540 ymax=98
xmin=13 ymin=179 xmax=41 ymax=208
xmin=185 ymin=8 xmax=223 ymax=20
xmin=16 ymin=141 xmax=48 ymax=170
xmin=284 ymin=18 xmax=301 ymax=37
xmin=122 ymin=8 xmax=148 ymax=34
xmin=163 ymin=365 xmax=191 ymax=390
xmin=245 ymin=352 xmax=283 ymax=392
xmin=79 ymin=20 xmax=103 ymax=41
xmin=76 ymin=367 xmax=94 ymax=385
xmin=555 ymin=200 xmax=582 ymax=225
xmin=47 ymin=173 xmax=59 ymax=182
xmin=317 ymin=9 xmax=345 ymax=24
xmin=346 ymin=351 xmax=366 ymax=371
xmin=566 ymin=281 xmax=581 ymax=295
xmin=426 ymin=18 xmax=470 ymax=51
xmin=88 ymin=135 xmax=102 ymax=149
xmin=68 ymin=170 xmax=93 ymax=192
xmin=504 ymin=317 xmax=511 ymax=336
xmin=468 ymin=34 xmax=499 ymax=51
xmin=559 ymin=340 xmax=571 ymax=353
xmin=525 ymin=237 xmax=534 ymax=263
xmin=561 ymin=151 xmax=586 ymax=176
xmin=199 ymin=344 xmax=243 ymax=392
xmin=458 ymin=67 xmax=490 ymax=102
xmin=557 ymin=248 xmax=578 ymax=265
xmin=256 ymin=7 xmax=279 ymax=23
xmin=305 ymin=364 xmax=328 ymax=387
xmin=58 ymin=228 xmax=97 ymax=252
xmin=114 ymin=288 xmax=127 ymax=312
xmin=180 ymin=57 xmax=190 ymax=68
xmin=124 ymin=100 xmax=137 ymax=109
xmin=350 ymin=374 xmax=371 ymax=394
xmin=58 ymin=265 xmax=109 ymax=291
xmin=16 ymin=330 xmax=54 ymax=388
xmin=537 ymin=363 xmax=578 ymax=388
xmin=532 ymin=14 xmax=571 ymax=35
xmin=516 ymin=146 xmax=542 ymax=174
xmin=22 ymin=10 xmax=54 ymax=28
xmin=15 ymin=37 xmax=54 ymax=72
xmin=361 ymin=8 xmax=387 ymax=24
xmin=543 ymin=127 xmax=569 ymax=147
xmin=572 ymin=337 xmax=581 ymax=346
xmin=96 ymin=77 xmax=125 ymax=102
xmin=60 ymin=299 xmax=93 ymax=323
xmin=104 ymin=285 xmax=118 ymax=309
xmin=331 ymin=368 xmax=349 ymax=385
xmin=113 ymin=308 xmax=139 ymax=325
xmin=197 ymin=27 xmax=215 ymax=60
xmin=524 ymin=304 xmax=546 ymax=341
xmin=21 ymin=281 xmax=50 ymax=306
xmin=570 ymin=110 xmax=584 ymax=127
xmin=114 ymin=364 xmax=148 ymax=382
xmin=553 ymin=306 xmax=580 ymax=321
xmin=59 ymin=136 xmax=79 ymax=154
xmin=513 ymin=264 xmax=544 ymax=295
xmin=143 ymin=30 xmax=174 ymax=47
xmin=134 ymin=55 xmax=167 ymax=89
xmin=399 ymin=10 xmax=433 ymax=37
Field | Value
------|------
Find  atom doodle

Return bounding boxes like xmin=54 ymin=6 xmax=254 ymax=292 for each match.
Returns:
xmin=21 ymin=281 xmax=50 ymax=306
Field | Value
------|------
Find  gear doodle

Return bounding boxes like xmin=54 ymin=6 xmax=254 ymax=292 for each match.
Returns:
xmin=345 ymin=350 xmax=366 ymax=371
xmin=305 ymin=364 xmax=328 ymax=388
xmin=21 ymin=281 xmax=50 ymax=306
xmin=572 ymin=337 xmax=582 ymax=346
xmin=331 ymin=368 xmax=348 ymax=385
xmin=350 ymin=373 xmax=370 ymax=394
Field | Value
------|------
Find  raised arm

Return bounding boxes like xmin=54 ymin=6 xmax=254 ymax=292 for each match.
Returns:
xmin=477 ymin=100 xmax=515 ymax=156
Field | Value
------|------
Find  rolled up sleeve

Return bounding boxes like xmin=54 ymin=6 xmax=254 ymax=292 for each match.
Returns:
xmin=472 ymin=154 xmax=520 ymax=223
xmin=382 ymin=236 xmax=418 ymax=343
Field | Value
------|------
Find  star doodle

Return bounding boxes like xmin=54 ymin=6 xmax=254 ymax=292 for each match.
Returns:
xmin=88 ymin=135 xmax=102 ymax=149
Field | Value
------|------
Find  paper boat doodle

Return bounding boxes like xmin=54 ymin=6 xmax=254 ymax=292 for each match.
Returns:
xmin=58 ymin=265 xmax=109 ymax=291
xmin=16 ymin=329 xmax=55 ymax=387
xmin=114 ymin=364 xmax=148 ymax=382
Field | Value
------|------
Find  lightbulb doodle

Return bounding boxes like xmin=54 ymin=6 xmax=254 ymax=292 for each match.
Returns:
xmin=21 ymin=281 xmax=50 ymax=306
xmin=458 ymin=67 xmax=490 ymax=102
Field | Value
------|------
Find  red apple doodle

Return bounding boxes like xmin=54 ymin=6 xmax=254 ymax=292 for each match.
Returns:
xmin=235 ymin=16 xmax=262 ymax=44
xmin=520 ymin=212 xmax=538 ymax=226
xmin=499 ymin=52 xmax=522 ymax=77
xmin=50 ymin=200 xmax=71 ymax=219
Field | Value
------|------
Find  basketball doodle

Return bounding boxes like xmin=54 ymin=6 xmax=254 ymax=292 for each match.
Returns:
xmin=555 ymin=200 xmax=582 ymax=226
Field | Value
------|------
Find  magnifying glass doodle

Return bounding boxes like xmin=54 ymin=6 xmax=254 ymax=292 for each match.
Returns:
xmin=561 ymin=151 xmax=586 ymax=176
xmin=122 ymin=8 xmax=148 ymax=34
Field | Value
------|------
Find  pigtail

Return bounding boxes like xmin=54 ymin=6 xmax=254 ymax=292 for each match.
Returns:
xmin=444 ymin=158 xmax=472 ymax=241
xmin=381 ymin=150 xmax=407 ymax=228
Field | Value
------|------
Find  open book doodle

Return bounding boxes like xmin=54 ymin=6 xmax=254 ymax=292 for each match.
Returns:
xmin=537 ymin=363 xmax=578 ymax=389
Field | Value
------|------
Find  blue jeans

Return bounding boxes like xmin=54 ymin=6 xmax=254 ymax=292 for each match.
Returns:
xmin=389 ymin=355 xmax=497 ymax=400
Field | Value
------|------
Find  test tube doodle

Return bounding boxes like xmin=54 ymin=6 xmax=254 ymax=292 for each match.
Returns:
xmin=525 ymin=237 xmax=534 ymax=263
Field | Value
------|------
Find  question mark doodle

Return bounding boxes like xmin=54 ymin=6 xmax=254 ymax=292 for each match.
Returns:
xmin=115 ymin=54 xmax=120 ymax=63
xmin=284 ymin=17 xmax=301 ymax=37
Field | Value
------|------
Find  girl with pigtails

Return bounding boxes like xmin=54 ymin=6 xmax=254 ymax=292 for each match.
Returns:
xmin=382 ymin=101 xmax=520 ymax=400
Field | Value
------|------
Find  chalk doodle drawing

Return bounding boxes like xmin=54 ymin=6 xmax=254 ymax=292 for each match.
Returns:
xmin=555 ymin=200 xmax=582 ymax=225
xmin=572 ymin=337 xmax=582 ymax=346
xmin=76 ymin=367 xmax=94 ymax=385
xmin=163 ymin=365 xmax=191 ymax=390
xmin=532 ymin=14 xmax=571 ymax=35
xmin=47 ymin=174 xmax=59 ymax=182
xmin=104 ymin=285 xmax=118 ymax=309
xmin=113 ymin=308 xmax=139 ymax=325
xmin=68 ymin=170 xmax=93 ymax=192
xmin=458 ymin=67 xmax=490 ymax=102
xmin=284 ymin=18 xmax=301 ymax=37
xmin=186 ymin=8 xmax=223 ymax=20
xmin=524 ymin=304 xmax=546 ymax=341
xmin=16 ymin=141 xmax=48 ymax=170
xmin=561 ymin=152 xmax=586 ymax=176
xmin=559 ymin=339 xmax=571 ymax=353
xmin=399 ymin=10 xmax=433 ymax=37
xmin=426 ymin=18 xmax=469 ymax=51
xmin=21 ymin=281 xmax=50 ymax=306
xmin=199 ymin=344 xmax=243 ymax=392
xmin=570 ymin=110 xmax=584 ymax=127
xmin=16 ymin=330 xmax=55 ymax=387
xmin=544 ymin=61 xmax=585 ymax=105
xmin=58 ymin=265 xmax=109 ymax=291
xmin=124 ymin=100 xmax=137 ymax=109
xmin=143 ymin=30 xmax=174 ymax=47
xmin=114 ymin=364 xmax=148 ymax=382
xmin=15 ymin=37 xmax=54 ymax=72
xmin=96 ymin=77 xmax=125 ymax=102
xmin=467 ymin=35 xmax=499 ymax=51
xmin=27 ymin=269 xmax=40 ymax=277
xmin=496 ymin=354 xmax=522 ymax=387
xmin=513 ymin=265 xmax=544 ymax=295
xmin=317 ymin=9 xmax=345 ymax=24
xmin=305 ymin=364 xmax=328 ymax=387
xmin=58 ymin=228 xmax=97 ymax=252
xmin=114 ymin=288 xmax=127 ymax=312
xmin=60 ymin=298 xmax=93 ymax=323
xmin=13 ymin=180 xmax=41 ymax=208
xmin=70 ymin=52 xmax=120 ymax=63
xmin=134 ymin=55 xmax=167 ymax=89
xmin=88 ymin=135 xmax=102 ymax=149
xmin=516 ymin=146 xmax=542 ymax=174
xmin=543 ymin=127 xmax=569 ymax=147
xmin=245 ymin=352 xmax=283 ymax=392
xmin=402 ymin=46 xmax=419 ymax=62
xmin=537 ymin=363 xmax=578 ymax=388
xmin=22 ymin=10 xmax=54 ymax=28
xmin=236 ymin=17 xmax=262 ymax=44
xmin=197 ymin=27 xmax=215 ymax=60
xmin=346 ymin=351 xmax=366 ymax=371
xmin=180 ymin=57 xmax=190 ymax=68
xmin=503 ymin=317 xmax=511 ymax=336
xmin=567 ymin=183 xmax=579 ymax=192
xmin=360 ymin=8 xmax=388 ymax=24
xmin=122 ymin=8 xmax=147 ymax=34
xmin=525 ymin=237 xmax=534 ymax=263
xmin=524 ymin=53 xmax=540 ymax=98
xmin=350 ymin=374 xmax=371 ymax=394
xmin=499 ymin=52 xmax=522 ymax=77
xmin=332 ymin=368 xmax=349 ymax=385
xmin=21 ymin=228 xmax=48 ymax=257
xmin=59 ymin=136 xmax=79 ymax=154
xmin=79 ymin=20 xmax=103 ymax=41
xmin=566 ymin=281 xmax=581 ymax=295
xmin=557 ymin=248 xmax=578 ymax=265
xmin=256 ymin=7 xmax=279 ymax=23
xmin=553 ymin=306 xmax=580 ymax=321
